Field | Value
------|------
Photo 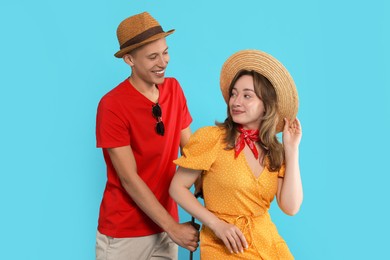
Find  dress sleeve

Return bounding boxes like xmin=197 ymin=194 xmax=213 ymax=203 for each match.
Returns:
xmin=174 ymin=126 xmax=222 ymax=171
xmin=278 ymin=164 xmax=286 ymax=178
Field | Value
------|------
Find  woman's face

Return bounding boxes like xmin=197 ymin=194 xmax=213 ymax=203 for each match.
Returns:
xmin=229 ymin=74 xmax=265 ymax=130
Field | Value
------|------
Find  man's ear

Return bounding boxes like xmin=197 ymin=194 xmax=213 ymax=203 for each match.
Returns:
xmin=123 ymin=54 xmax=135 ymax=67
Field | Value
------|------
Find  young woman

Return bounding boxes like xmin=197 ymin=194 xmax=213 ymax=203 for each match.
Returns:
xmin=169 ymin=50 xmax=303 ymax=259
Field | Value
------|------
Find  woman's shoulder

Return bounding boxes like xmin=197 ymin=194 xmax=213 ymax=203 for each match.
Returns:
xmin=193 ymin=126 xmax=225 ymax=139
xmin=175 ymin=126 xmax=225 ymax=170
xmin=187 ymin=126 xmax=226 ymax=149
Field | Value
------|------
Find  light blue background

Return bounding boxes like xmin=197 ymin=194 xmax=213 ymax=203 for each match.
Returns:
xmin=1 ymin=0 xmax=389 ymax=259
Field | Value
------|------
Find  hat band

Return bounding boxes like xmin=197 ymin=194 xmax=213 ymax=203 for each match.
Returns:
xmin=120 ymin=26 xmax=164 ymax=50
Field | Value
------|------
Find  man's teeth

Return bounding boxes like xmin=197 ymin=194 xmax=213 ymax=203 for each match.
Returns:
xmin=154 ymin=70 xmax=165 ymax=74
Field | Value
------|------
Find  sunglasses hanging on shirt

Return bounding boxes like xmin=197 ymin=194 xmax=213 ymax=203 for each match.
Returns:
xmin=152 ymin=103 xmax=165 ymax=136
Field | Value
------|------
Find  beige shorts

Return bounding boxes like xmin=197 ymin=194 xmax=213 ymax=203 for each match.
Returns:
xmin=96 ymin=230 xmax=178 ymax=260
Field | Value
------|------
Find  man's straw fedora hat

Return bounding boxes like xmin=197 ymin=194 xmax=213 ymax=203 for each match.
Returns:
xmin=220 ymin=50 xmax=299 ymax=133
xmin=114 ymin=12 xmax=174 ymax=58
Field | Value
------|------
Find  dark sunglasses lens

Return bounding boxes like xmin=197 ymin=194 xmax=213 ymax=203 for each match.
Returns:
xmin=152 ymin=104 xmax=162 ymax=117
xmin=156 ymin=122 xmax=165 ymax=135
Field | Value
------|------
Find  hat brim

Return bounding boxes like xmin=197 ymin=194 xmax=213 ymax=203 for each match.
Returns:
xmin=114 ymin=29 xmax=175 ymax=58
xmin=220 ymin=50 xmax=298 ymax=133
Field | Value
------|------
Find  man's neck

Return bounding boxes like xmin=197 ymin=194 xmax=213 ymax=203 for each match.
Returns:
xmin=128 ymin=76 xmax=159 ymax=103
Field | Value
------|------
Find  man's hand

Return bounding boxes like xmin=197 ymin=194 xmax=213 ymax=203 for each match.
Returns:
xmin=167 ymin=222 xmax=200 ymax=252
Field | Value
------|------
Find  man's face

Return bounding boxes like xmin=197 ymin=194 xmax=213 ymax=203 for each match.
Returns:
xmin=126 ymin=37 xmax=170 ymax=86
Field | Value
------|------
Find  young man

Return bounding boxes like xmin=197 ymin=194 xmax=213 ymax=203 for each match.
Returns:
xmin=95 ymin=12 xmax=199 ymax=260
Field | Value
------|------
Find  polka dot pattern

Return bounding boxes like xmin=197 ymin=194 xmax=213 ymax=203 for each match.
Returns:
xmin=174 ymin=126 xmax=294 ymax=259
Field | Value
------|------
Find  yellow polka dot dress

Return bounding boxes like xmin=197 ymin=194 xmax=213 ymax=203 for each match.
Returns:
xmin=174 ymin=126 xmax=294 ymax=259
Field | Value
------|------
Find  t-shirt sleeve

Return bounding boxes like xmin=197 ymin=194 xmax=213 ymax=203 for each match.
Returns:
xmin=174 ymin=127 xmax=221 ymax=171
xmin=278 ymin=164 xmax=286 ymax=178
xmin=96 ymin=97 xmax=130 ymax=148
xmin=181 ymin=98 xmax=192 ymax=130
xmin=174 ymin=79 xmax=192 ymax=130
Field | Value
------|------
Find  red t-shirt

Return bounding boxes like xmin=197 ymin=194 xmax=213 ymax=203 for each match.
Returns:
xmin=96 ymin=77 xmax=192 ymax=238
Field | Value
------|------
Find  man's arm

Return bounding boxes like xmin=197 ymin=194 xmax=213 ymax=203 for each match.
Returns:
xmin=107 ymin=145 xmax=199 ymax=251
xmin=179 ymin=126 xmax=203 ymax=195
xmin=180 ymin=126 xmax=191 ymax=152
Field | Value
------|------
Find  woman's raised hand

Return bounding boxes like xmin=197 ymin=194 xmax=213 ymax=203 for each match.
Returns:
xmin=282 ymin=117 xmax=302 ymax=151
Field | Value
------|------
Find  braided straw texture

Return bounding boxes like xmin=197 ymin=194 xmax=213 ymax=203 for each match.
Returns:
xmin=114 ymin=12 xmax=174 ymax=57
xmin=220 ymin=50 xmax=298 ymax=133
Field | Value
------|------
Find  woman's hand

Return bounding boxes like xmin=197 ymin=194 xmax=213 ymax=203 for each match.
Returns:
xmin=282 ymin=117 xmax=302 ymax=151
xmin=278 ymin=117 xmax=303 ymax=215
xmin=210 ymin=219 xmax=248 ymax=254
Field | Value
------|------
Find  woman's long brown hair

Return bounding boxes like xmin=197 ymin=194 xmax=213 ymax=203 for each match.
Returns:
xmin=216 ymin=70 xmax=284 ymax=171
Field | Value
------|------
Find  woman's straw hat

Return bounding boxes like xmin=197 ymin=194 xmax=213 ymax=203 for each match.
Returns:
xmin=220 ymin=50 xmax=299 ymax=133
xmin=114 ymin=12 xmax=174 ymax=58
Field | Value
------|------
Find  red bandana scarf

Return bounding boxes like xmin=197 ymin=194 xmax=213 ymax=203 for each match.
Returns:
xmin=234 ymin=125 xmax=260 ymax=159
